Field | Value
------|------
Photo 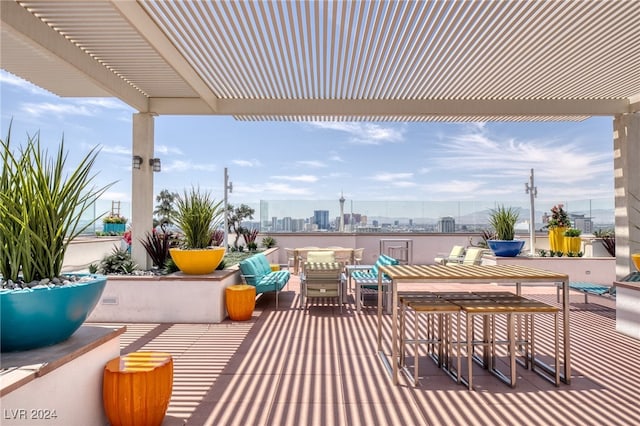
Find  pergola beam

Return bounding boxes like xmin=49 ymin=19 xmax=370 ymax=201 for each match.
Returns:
xmin=149 ymin=97 xmax=630 ymax=117
xmin=0 ymin=0 xmax=148 ymax=111
xmin=110 ymin=0 xmax=219 ymax=112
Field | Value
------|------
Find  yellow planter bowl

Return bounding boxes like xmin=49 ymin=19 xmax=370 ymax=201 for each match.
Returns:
xmin=169 ymin=247 xmax=226 ymax=275
xmin=564 ymin=236 xmax=582 ymax=255
xmin=632 ymin=253 xmax=640 ymax=271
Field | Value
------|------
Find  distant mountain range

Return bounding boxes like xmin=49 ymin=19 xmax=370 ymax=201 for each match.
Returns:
xmin=367 ymin=207 xmax=615 ymax=227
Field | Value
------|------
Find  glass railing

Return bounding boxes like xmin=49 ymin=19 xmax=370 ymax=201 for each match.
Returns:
xmin=252 ymin=198 xmax=614 ymax=234
xmin=82 ymin=198 xmax=614 ymax=235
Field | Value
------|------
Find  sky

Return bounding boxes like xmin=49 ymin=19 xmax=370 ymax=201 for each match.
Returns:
xmin=1 ymin=69 xmax=614 ymax=220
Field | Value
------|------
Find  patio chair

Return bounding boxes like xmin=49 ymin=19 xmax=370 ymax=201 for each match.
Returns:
xmin=305 ymin=250 xmax=336 ymax=264
xmin=351 ymin=254 xmax=399 ymax=313
xmin=434 ymin=245 xmax=465 ymax=265
xmin=447 ymin=247 xmax=486 ymax=266
xmin=333 ymin=249 xmax=353 ymax=265
xmin=353 ymin=248 xmax=365 ymax=264
xmin=301 ymin=262 xmax=345 ymax=313
xmin=284 ymin=248 xmax=296 ymax=270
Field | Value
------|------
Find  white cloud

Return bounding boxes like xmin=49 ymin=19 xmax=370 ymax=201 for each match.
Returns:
xmin=76 ymin=98 xmax=130 ymax=110
xmin=162 ymin=160 xmax=216 ymax=172
xmin=0 ymin=71 xmax=53 ymax=96
xmin=99 ymin=191 xmax=130 ymax=202
xmin=308 ymin=122 xmax=405 ymax=145
xmin=432 ymin=127 xmax=612 ymax=186
xmin=155 ymin=145 xmax=184 ymax=156
xmin=235 ymin=182 xmax=313 ymax=196
xmin=21 ymin=102 xmax=94 ymax=118
xmin=329 ymin=151 xmax=344 ymax=162
xmin=390 ymin=181 xmax=418 ymax=188
xmin=296 ymin=160 xmax=327 ymax=168
xmin=271 ymin=175 xmax=319 ymax=183
xmin=100 ymin=144 xmax=131 ymax=155
xmin=232 ymin=159 xmax=261 ymax=167
xmin=371 ymin=172 xmax=414 ymax=182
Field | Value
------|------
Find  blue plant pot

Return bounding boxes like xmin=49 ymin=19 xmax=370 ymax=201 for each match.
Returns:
xmin=487 ymin=240 xmax=525 ymax=257
xmin=0 ymin=274 xmax=107 ymax=352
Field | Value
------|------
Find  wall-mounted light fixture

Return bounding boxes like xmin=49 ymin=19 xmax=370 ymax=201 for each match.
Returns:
xmin=132 ymin=155 xmax=143 ymax=169
xmin=149 ymin=158 xmax=161 ymax=172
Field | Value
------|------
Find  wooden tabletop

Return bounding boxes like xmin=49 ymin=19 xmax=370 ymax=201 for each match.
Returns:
xmin=377 ymin=264 xmax=568 ymax=282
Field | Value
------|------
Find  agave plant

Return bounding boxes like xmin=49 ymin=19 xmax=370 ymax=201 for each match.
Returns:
xmin=172 ymin=187 xmax=224 ymax=249
xmin=488 ymin=205 xmax=520 ymax=241
xmin=0 ymin=127 xmax=113 ymax=283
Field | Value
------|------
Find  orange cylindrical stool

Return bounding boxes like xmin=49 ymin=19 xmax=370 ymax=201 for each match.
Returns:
xmin=225 ymin=284 xmax=256 ymax=321
xmin=103 ymin=351 xmax=173 ymax=426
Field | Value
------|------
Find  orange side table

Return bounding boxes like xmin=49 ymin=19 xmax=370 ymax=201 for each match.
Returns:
xmin=225 ymin=284 xmax=256 ymax=321
xmin=103 ymin=351 xmax=173 ymax=426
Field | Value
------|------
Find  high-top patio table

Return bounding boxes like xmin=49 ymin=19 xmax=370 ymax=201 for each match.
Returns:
xmin=376 ymin=264 xmax=571 ymax=385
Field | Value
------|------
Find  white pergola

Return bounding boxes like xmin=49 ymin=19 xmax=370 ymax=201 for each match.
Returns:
xmin=1 ymin=0 xmax=639 ymax=274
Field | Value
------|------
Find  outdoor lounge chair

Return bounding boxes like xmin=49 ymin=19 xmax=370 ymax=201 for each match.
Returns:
xmin=434 ymin=245 xmax=465 ymax=265
xmin=447 ymin=247 xmax=485 ymax=266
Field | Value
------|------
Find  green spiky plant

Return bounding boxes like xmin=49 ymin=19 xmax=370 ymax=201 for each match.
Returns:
xmin=172 ymin=187 xmax=224 ymax=249
xmin=488 ymin=205 xmax=520 ymax=241
xmin=0 ymin=126 xmax=113 ymax=283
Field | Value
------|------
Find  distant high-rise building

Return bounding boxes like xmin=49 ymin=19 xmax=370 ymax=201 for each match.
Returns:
xmin=313 ymin=210 xmax=330 ymax=230
xmin=260 ymin=200 xmax=269 ymax=230
xmin=570 ymin=214 xmax=593 ymax=234
xmin=271 ymin=216 xmax=278 ymax=231
xmin=437 ymin=216 xmax=456 ymax=233
xmin=339 ymin=192 xmax=345 ymax=232
xmin=282 ymin=217 xmax=292 ymax=232
xmin=292 ymin=218 xmax=305 ymax=232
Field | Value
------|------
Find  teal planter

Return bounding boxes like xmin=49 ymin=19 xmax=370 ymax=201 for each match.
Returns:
xmin=104 ymin=223 xmax=126 ymax=233
xmin=0 ymin=274 xmax=107 ymax=352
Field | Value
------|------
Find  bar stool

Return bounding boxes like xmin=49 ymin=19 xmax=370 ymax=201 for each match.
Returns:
xmin=450 ymin=294 xmax=560 ymax=389
xmin=398 ymin=292 xmax=461 ymax=386
xmin=433 ymin=293 xmax=515 ymax=388
xmin=483 ymin=293 xmax=560 ymax=386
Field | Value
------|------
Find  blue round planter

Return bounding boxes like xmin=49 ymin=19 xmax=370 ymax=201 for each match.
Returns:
xmin=487 ymin=240 xmax=525 ymax=257
xmin=0 ymin=274 xmax=106 ymax=352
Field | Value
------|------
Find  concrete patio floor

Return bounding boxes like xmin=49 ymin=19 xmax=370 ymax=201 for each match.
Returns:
xmin=91 ymin=274 xmax=640 ymax=426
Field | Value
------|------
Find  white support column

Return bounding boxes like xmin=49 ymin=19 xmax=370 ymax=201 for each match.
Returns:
xmin=131 ymin=113 xmax=155 ymax=270
xmin=613 ymin=113 xmax=640 ymax=279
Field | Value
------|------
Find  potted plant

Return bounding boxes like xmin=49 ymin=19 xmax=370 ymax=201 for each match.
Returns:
xmin=261 ymin=236 xmax=277 ymax=249
xmin=1 ymin=128 xmax=112 ymax=352
xmin=169 ymin=187 xmax=226 ymax=274
xmin=563 ymin=228 xmax=582 ymax=255
xmin=487 ymin=205 xmax=525 ymax=257
xmin=103 ymin=214 xmax=127 ymax=234
xmin=545 ymin=204 xmax=571 ymax=253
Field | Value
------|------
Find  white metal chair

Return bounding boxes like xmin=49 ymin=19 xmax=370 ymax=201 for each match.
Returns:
xmin=434 ymin=245 xmax=465 ymax=265
xmin=301 ymin=262 xmax=345 ymax=313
